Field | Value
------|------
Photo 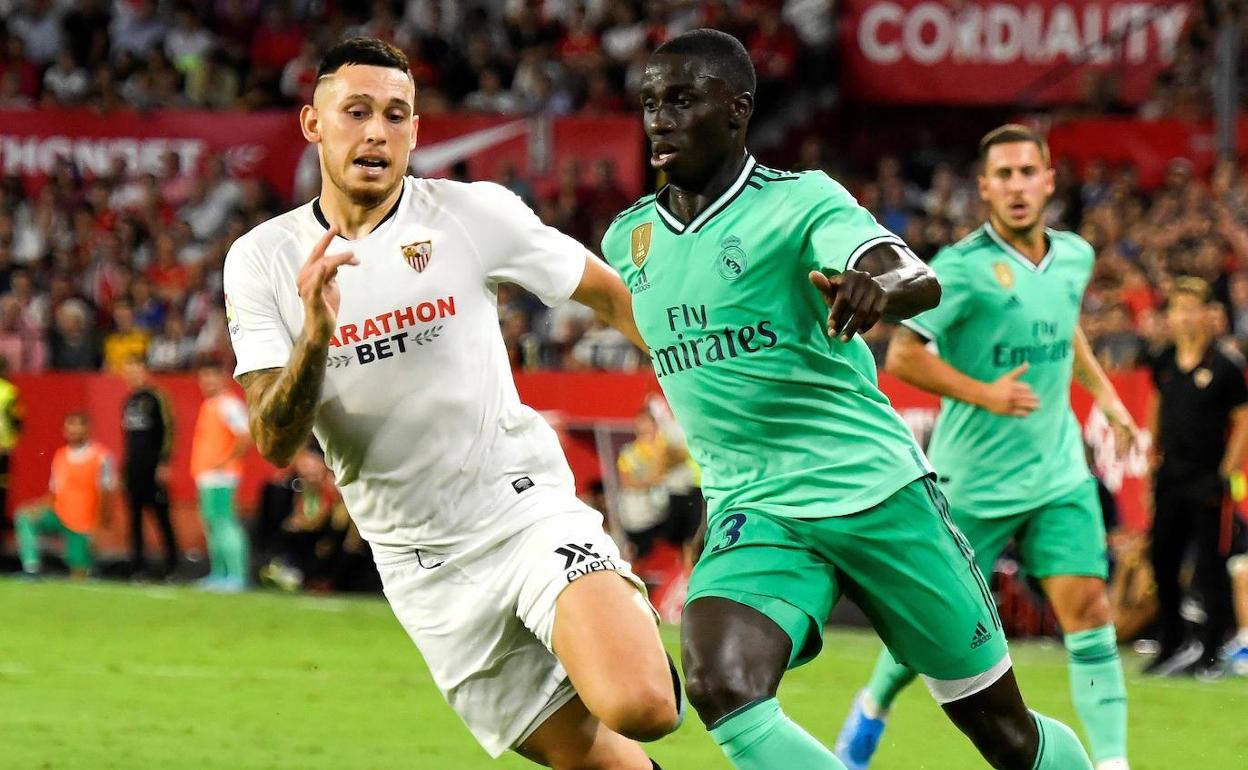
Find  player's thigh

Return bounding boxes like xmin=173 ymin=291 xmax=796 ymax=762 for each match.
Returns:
xmin=828 ymin=478 xmax=1009 ymax=699
xmin=515 ymin=696 xmax=651 ymax=770
xmin=1020 ymin=479 xmax=1112 ymax=631
xmin=512 ymin=499 xmax=675 ymax=736
xmin=375 ymin=543 xmax=572 ymax=758
xmin=685 ymin=508 xmax=839 ymax=670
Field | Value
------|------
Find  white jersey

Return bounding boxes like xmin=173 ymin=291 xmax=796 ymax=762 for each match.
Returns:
xmin=224 ymin=176 xmax=590 ymax=552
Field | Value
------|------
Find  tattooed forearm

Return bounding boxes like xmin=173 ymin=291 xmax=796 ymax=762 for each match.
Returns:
xmin=239 ymin=333 xmax=329 ymax=467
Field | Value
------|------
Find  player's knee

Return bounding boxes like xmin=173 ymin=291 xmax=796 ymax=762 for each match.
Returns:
xmin=684 ymin=663 xmax=764 ymax=726
xmin=595 ymin=682 xmax=679 ymax=741
xmin=967 ymin=711 xmax=1037 ymax=770
xmin=1063 ymin=587 xmax=1112 ymax=631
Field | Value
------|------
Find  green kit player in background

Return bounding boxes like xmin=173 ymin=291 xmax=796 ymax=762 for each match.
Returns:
xmin=602 ymin=30 xmax=1095 ymax=770
xmin=834 ymin=125 xmax=1139 ymax=770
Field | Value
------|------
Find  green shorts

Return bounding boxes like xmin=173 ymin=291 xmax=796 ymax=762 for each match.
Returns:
xmin=954 ymin=477 xmax=1108 ymax=582
xmin=686 ymin=477 xmax=1007 ymax=682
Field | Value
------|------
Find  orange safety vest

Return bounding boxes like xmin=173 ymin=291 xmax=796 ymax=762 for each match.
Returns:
xmin=191 ymin=395 xmax=246 ymax=479
xmin=52 ymin=442 xmax=111 ymax=533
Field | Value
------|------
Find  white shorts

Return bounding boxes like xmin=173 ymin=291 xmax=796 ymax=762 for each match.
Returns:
xmin=374 ymin=492 xmax=651 ymax=758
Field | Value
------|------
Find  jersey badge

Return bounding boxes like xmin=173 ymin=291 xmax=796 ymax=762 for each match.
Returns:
xmin=402 ymin=240 xmax=433 ymax=272
xmin=1194 ymin=368 xmax=1213 ymax=389
xmin=992 ymin=261 xmax=1014 ymax=290
xmin=631 ymin=223 xmax=652 ymax=268
xmin=716 ymin=236 xmax=748 ymax=281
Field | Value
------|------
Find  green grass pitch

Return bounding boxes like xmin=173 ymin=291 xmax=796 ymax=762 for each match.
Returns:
xmin=2 ymin=579 xmax=1245 ymax=769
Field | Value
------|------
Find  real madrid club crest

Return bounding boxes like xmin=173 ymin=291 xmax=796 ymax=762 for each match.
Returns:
xmin=1194 ymin=368 xmax=1213 ymax=389
xmin=717 ymin=236 xmax=748 ymax=281
xmin=402 ymin=240 xmax=433 ymax=272
xmin=993 ymin=261 xmax=1014 ymax=290
xmin=631 ymin=223 xmax=652 ymax=268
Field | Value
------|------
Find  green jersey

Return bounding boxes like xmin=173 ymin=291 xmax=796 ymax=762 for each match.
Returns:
xmin=602 ymin=155 xmax=929 ymax=521
xmin=902 ymin=224 xmax=1094 ymax=517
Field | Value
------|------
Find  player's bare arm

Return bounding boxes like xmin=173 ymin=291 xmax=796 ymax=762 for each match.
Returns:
xmin=808 ymin=243 xmax=940 ymax=342
xmin=570 ymin=253 xmax=646 ymax=349
xmin=886 ymin=326 xmax=1040 ymax=417
xmin=239 ymin=226 xmax=358 ymax=466
xmin=1072 ymin=326 xmax=1140 ymax=454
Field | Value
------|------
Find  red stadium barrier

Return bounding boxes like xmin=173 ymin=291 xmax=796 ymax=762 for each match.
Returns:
xmin=4 ymin=369 xmax=1158 ymax=556
xmin=839 ymin=0 xmax=1193 ymax=105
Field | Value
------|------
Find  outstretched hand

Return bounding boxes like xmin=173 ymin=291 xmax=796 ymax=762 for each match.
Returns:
xmin=298 ymin=226 xmax=359 ymax=345
xmin=809 ymin=270 xmax=887 ymax=342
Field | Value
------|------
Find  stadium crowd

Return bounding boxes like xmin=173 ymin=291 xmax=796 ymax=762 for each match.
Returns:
xmin=0 ymin=0 xmax=1244 ymax=377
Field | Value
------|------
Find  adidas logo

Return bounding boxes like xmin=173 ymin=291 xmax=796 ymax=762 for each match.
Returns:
xmin=1004 ymin=296 xmax=1022 ymax=309
xmin=555 ymin=543 xmax=601 ymax=570
xmin=970 ymin=622 xmax=993 ymax=649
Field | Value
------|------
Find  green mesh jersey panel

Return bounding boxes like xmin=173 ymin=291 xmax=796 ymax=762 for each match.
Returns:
xmin=602 ymin=156 xmax=930 ymax=521
xmin=902 ymin=224 xmax=1094 ymax=517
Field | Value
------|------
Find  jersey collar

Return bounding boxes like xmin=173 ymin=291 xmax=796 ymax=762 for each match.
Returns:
xmin=312 ymin=182 xmax=405 ymax=239
xmin=654 ymin=154 xmax=757 ymax=235
xmin=983 ymin=222 xmax=1054 ymax=273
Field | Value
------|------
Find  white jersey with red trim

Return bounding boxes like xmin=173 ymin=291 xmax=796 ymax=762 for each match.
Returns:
xmin=224 ymin=176 xmax=591 ymax=552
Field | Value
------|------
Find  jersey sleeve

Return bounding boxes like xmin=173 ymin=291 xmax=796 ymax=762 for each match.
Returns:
xmin=223 ymin=235 xmax=294 ymax=379
xmin=1222 ymin=356 xmax=1248 ymax=409
xmin=218 ymin=395 xmax=250 ymax=435
xmin=901 ymin=250 xmax=972 ymax=342
xmin=796 ymin=172 xmax=909 ymax=275
xmin=467 ymin=182 xmax=588 ymax=307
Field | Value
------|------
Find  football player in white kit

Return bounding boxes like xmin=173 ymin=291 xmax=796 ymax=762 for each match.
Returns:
xmin=224 ymin=38 xmax=680 ymax=769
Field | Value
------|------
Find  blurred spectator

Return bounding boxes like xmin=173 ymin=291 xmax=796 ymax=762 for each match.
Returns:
xmin=147 ymin=312 xmax=197 ymax=372
xmin=103 ymin=300 xmax=150 ymax=374
xmin=616 ymin=408 xmax=686 ymax=559
xmin=110 ymin=0 xmax=167 ymax=58
xmin=9 ymin=0 xmax=64 ymax=66
xmin=49 ymin=299 xmax=101 ymax=371
xmin=120 ymin=356 xmax=178 ymax=580
xmin=191 ymin=360 xmax=252 ymax=592
xmin=42 ymin=50 xmax=89 ymax=105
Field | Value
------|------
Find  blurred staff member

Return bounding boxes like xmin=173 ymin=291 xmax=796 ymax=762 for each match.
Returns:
xmin=15 ymin=412 xmax=116 ymax=578
xmin=121 ymin=356 xmax=179 ymax=579
xmin=191 ymin=360 xmax=252 ymax=592
xmin=0 ymin=356 xmax=23 ymax=531
xmin=1147 ymin=277 xmax=1248 ymax=676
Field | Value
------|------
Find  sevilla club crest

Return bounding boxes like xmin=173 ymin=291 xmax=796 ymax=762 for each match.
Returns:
xmin=402 ymin=240 xmax=433 ymax=272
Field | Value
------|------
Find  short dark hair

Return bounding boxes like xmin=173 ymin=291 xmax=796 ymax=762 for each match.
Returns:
xmin=317 ymin=37 xmax=411 ymax=81
xmin=979 ymin=124 xmax=1050 ymax=167
xmin=653 ymin=28 xmax=756 ymax=96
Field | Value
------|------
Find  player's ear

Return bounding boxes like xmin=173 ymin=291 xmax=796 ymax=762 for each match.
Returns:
xmin=1043 ymin=166 xmax=1056 ymax=197
xmin=977 ymin=173 xmax=990 ymax=204
xmin=300 ymin=104 xmax=321 ymax=144
xmin=729 ymin=92 xmax=753 ymax=131
xmin=410 ymin=114 xmax=419 ymax=151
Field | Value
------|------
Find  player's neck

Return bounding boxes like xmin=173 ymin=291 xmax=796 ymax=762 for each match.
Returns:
xmin=1175 ymin=332 xmax=1210 ymax=365
xmin=988 ymin=217 xmax=1046 ymax=264
xmin=666 ymin=150 xmax=749 ymax=225
xmin=317 ymin=182 xmax=403 ymax=240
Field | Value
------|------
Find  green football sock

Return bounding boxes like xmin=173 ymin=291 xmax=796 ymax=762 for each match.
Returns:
xmin=15 ymin=510 xmax=42 ymax=573
xmin=1031 ymin=711 xmax=1094 ymax=770
xmin=200 ymin=485 xmax=247 ymax=581
xmin=1064 ymin=625 xmax=1128 ymax=764
xmin=219 ymin=511 xmax=250 ymax=581
xmin=708 ymin=698 xmax=847 ymax=769
xmin=864 ymin=647 xmax=918 ymax=712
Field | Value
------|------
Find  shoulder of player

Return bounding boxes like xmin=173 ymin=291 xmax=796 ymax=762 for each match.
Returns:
xmin=225 ymin=203 xmax=315 ymax=266
xmin=1214 ymin=341 xmax=1247 ymax=371
xmin=1047 ymin=228 xmax=1095 ymax=261
xmin=608 ymin=192 xmax=658 ymax=229
xmin=420 ymin=177 xmax=527 ymax=212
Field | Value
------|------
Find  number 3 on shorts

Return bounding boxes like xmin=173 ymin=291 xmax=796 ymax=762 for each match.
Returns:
xmin=712 ymin=512 xmax=747 ymax=553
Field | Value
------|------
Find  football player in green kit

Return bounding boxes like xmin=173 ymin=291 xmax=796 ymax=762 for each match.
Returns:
xmin=601 ymin=30 xmax=1095 ymax=770
xmin=834 ymin=125 xmax=1138 ymax=770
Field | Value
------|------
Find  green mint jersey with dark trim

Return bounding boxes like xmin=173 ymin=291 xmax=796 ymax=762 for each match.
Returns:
xmin=902 ymin=224 xmax=1094 ymax=517
xmin=602 ymin=155 xmax=930 ymax=521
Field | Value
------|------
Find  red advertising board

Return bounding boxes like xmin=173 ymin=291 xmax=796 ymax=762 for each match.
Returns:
xmin=0 ymin=109 xmax=645 ymax=203
xmin=1046 ymin=116 xmax=1218 ymax=189
xmin=0 ymin=108 xmax=307 ymax=197
xmin=839 ymin=0 xmax=1193 ymax=105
